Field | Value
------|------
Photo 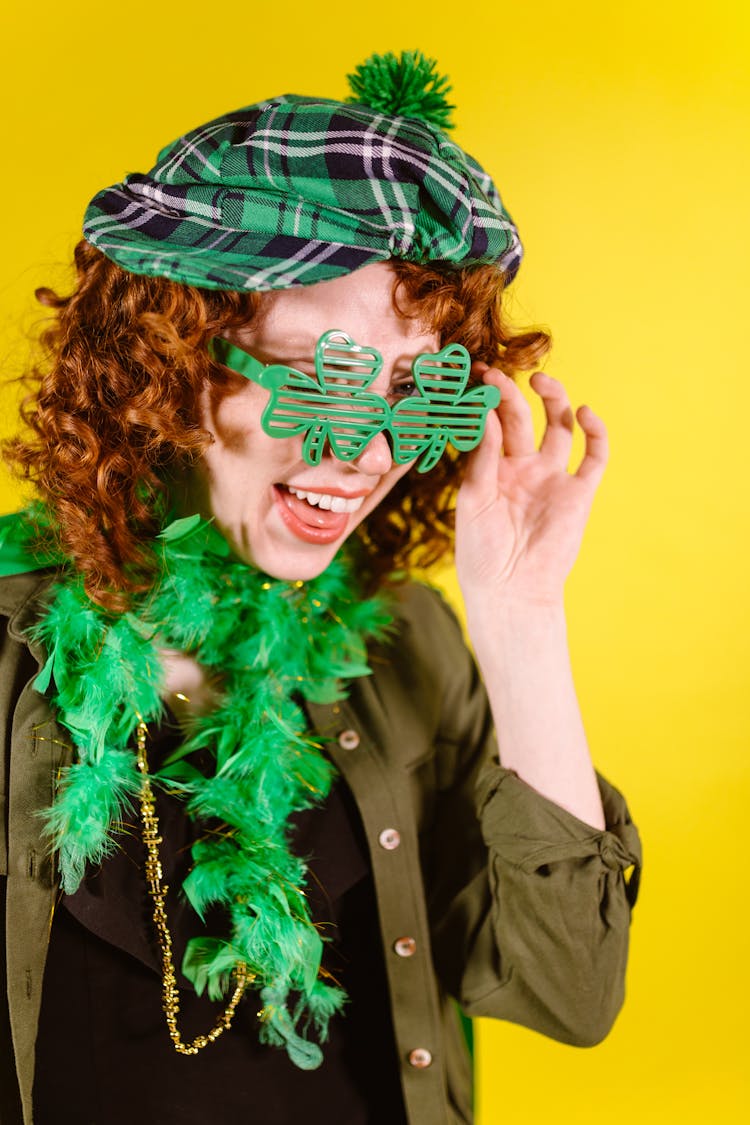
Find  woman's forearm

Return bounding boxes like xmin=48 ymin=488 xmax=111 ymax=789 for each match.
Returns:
xmin=465 ymin=599 xmax=606 ymax=830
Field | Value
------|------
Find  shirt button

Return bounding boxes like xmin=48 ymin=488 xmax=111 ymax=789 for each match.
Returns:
xmin=393 ymin=936 xmax=417 ymax=958
xmin=337 ymin=729 xmax=360 ymax=750
xmin=378 ymin=828 xmax=401 ymax=850
xmin=408 ymin=1048 xmax=433 ymax=1069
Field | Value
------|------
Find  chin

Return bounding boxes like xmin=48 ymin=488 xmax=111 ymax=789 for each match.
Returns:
xmin=262 ymin=553 xmax=341 ymax=583
xmin=225 ymin=533 xmax=346 ymax=584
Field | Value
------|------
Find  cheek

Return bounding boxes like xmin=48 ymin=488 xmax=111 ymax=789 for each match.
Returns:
xmin=200 ymin=382 xmax=271 ymax=457
xmin=360 ymin=462 xmax=413 ymax=521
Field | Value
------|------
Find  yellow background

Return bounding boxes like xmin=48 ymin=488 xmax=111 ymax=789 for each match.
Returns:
xmin=2 ymin=1 xmax=747 ymax=1121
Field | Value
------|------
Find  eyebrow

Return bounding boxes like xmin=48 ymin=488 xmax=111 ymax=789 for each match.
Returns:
xmin=210 ymin=334 xmax=438 ymax=391
xmin=247 ymin=336 xmax=317 ymax=356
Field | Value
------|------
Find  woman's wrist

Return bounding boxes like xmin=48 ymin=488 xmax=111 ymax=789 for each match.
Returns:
xmin=463 ymin=592 xmax=567 ymax=653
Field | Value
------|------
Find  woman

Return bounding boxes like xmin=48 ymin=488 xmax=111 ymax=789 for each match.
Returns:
xmin=0 ymin=52 xmax=641 ymax=1125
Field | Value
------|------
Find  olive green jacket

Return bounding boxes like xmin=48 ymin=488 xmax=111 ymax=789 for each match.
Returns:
xmin=0 ymin=572 xmax=641 ymax=1125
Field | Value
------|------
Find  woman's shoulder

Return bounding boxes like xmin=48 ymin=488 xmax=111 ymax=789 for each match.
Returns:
xmin=0 ymin=571 xmax=57 ymax=637
xmin=375 ymin=577 xmax=477 ymax=696
xmin=386 ymin=578 xmax=466 ymax=646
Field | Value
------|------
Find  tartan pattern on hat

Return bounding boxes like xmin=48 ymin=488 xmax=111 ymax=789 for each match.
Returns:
xmin=83 ymin=96 xmax=523 ymax=292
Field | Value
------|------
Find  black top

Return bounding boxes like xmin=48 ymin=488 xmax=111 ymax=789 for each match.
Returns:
xmin=33 ymin=726 xmax=408 ymax=1125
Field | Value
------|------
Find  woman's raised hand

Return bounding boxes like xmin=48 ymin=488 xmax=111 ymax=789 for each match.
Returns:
xmin=455 ymin=365 xmax=609 ymax=611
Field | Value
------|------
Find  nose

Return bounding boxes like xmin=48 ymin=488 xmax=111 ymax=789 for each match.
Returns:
xmin=349 ymin=429 xmax=395 ymax=475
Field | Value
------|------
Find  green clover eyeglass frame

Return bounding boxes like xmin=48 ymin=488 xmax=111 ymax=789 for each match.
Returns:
xmin=208 ymin=330 xmax=500 ymax=474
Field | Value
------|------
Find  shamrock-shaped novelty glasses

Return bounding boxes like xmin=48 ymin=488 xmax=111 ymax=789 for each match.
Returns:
xmin=208 ymin=330 xmax=500 ymax=473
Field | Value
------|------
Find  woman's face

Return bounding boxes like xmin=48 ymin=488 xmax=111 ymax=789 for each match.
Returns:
xmin=187 ymin=263 xmax=441 ymax=580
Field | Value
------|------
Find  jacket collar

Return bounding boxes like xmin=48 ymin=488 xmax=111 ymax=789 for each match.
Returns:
xmin=0 ymin=570 xmax=57 ymax=661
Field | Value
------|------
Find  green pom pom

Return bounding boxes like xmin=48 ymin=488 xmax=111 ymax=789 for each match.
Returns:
xmin=347 ymin=50 xmax=455 ymax=132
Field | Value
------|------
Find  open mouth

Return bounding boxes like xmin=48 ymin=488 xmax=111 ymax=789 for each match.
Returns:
xmin=274 ymin=484 xmax=366 ymax=544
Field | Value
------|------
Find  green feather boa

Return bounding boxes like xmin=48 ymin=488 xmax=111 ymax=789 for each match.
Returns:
xmin=31 ymin=516 xmax=393 ymax=1069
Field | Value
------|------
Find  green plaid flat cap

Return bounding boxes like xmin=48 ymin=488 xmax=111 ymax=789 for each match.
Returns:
xmin=83 ymin=64 xmax=523 ymax=292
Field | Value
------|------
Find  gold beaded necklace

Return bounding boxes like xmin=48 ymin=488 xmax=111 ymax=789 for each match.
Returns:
xmin=135 ymin=717 xmax=252 ymax=1053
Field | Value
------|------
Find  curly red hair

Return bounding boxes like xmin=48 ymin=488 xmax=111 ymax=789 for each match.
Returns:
xmin=3 ymin=241 xmax=550 ymax=607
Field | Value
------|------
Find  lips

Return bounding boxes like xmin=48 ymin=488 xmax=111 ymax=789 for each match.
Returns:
xmin=274 ymin=485 xmax=359 ymax=544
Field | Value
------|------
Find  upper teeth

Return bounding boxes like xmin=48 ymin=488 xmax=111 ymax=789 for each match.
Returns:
xmin=288 ymin=487 xmax=365 ymax=514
